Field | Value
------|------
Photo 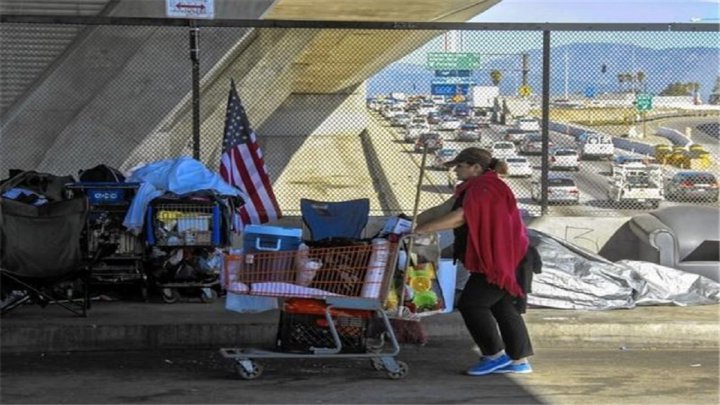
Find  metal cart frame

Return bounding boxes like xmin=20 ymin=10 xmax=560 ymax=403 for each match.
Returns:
xmin=219 ymin=238 xmax=410 ymax=380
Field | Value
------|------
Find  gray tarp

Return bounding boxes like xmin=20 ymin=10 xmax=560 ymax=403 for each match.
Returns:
xmin=527 ymin=229 xmax=720 ymax=310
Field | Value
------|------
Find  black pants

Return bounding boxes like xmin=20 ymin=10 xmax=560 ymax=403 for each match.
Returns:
xmin=457 ymin=272 xmax=534 ymax=360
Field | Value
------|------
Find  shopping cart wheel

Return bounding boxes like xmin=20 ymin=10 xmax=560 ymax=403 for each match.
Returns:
xmin=386 ymin=361 xmax=409 ymax=380
xmin=235 ymin=360 xmax=263 ymax=380
xmin=161 ymin=288 xmax=180 ymax=304
xmin=199 ymin=288 xmax=217 ymax=303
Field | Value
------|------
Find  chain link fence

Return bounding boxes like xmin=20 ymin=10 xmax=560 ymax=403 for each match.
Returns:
xmin=1 ymin=16 xmax=718 ymax=218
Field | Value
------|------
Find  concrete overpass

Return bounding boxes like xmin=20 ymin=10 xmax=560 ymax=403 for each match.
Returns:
xmin=0 ymin=0 xmax=501 ymax=177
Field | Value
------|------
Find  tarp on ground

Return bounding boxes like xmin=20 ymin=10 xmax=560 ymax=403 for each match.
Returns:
xmin=527 ymin=229 xmax=720 ymax=310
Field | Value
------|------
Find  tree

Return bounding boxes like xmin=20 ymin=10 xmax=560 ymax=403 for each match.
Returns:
xmin=709 ymin=76 xmax=720 ymax=105
xmin=659 ymin=82 xmax=696 ymax=96
xmin=490 ymin=69 xmax=502 ymax=86
xmin=636 ymin=71 xmax=646 ymax=92
xmin=623 ymin=73 xmax=635 ymax=92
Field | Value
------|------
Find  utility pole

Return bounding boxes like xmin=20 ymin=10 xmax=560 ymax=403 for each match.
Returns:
xmin=522 ymin=53 xmax=529 ymax=88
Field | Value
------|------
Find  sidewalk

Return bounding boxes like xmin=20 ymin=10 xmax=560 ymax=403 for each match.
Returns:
xmin=1 ymin=299 xmax=717 ymax=353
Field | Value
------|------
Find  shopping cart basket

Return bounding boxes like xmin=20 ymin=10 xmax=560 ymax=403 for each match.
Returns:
xmin=219 ymin=238 xmax=410 ymax=380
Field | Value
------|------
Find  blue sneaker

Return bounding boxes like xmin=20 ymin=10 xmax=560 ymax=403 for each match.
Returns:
xmin=493 ymin=362 xmax=533 ymax=374
xmin=466 ymin=354 xmax=512 ymax=376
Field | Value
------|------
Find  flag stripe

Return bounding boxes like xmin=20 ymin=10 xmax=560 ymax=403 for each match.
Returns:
xmin=234 ymin=145 xmax=267 ymax=223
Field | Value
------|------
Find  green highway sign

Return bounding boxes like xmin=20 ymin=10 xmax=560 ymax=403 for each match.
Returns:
xmin=635 ymin=93 xmax=653 ymax=112
xmin=427 ymin=52 xmax=482 ymax=70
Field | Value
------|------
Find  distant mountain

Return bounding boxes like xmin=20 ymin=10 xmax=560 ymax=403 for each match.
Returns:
xmin=368 ymin=43 xmax=719 ymax=101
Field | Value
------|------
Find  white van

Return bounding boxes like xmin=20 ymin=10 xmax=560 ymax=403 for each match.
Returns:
xmin=577 ymin=132 xmax=614 ymax=160
xmin=515 ymin=117 xmax=540 ymax=132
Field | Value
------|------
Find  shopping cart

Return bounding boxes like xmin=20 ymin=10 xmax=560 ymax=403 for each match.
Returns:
xmin=219 ymin=237 xmax=410 ymax=380
xmin=67 ymin=182 xmax=147 ymax=300
xmin=146 ymin=197 xmax=228 ymax=303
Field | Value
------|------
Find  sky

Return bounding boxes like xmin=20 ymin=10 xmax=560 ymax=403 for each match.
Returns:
xmin=394 ymin=0 xmax=719 ymax=64
xmin=471 ymin=0 xmax=720 ymax=24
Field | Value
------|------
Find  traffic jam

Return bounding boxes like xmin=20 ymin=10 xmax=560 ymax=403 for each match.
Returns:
xmin=367 ymin=92 xmax=718 ymax=215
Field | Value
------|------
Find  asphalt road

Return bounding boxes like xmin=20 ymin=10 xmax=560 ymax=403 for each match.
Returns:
xmin=2 ymin=340 xmax=717 ymax=404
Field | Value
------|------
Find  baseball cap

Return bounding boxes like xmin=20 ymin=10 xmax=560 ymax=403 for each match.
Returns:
xmin=444 ymin=147 xmax=488 ymax=167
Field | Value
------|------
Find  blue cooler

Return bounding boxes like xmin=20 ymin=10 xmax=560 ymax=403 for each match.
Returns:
xmin=243 ymin=225 xmax=303 ymax=253
xmin=242 ymin=225 xmax=303 ymax=283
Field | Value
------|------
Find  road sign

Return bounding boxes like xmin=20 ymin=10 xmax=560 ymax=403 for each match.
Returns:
xmin=431 ymin=83 xmax=470 ymax=96
xmin=518 ymin=85 xmax=532 ymax=97
xmin=635 ymin=93 xmax=653 ymax=112
xmin=434 ymin=69 xmax=472 ymax=78
xmin=432 ymin=77 xmax=475 ymax=85
xmin=166 ymin=0 xmax=214 ymax=18
xmin=427 ymin=52 xmax=481 ymax=70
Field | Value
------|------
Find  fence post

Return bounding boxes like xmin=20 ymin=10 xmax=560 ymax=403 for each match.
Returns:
xmin=541 ymin=30 xmax=551 ymax=215
xmin=189 ymin=19 xmax=201 ymax=160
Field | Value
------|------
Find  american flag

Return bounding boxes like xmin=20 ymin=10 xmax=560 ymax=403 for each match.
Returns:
xmin=219 ymin=80 xmax=281 ymax=230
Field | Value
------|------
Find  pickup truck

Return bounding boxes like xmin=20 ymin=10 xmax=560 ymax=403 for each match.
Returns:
xmin=607 ymin=166 xmax=664 ymax=208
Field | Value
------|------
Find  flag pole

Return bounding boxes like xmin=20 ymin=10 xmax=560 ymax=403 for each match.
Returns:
xmin=189 ymin=19 xmax=201 ymax=160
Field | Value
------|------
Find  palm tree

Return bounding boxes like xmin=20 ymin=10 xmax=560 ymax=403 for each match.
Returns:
xmin=490 ymin=69 xmax=502 ymax=86
xmin=636 ymin=71 xmax=646 ymax=92
xmin=625 ymin=73 xmax=636 ymax=93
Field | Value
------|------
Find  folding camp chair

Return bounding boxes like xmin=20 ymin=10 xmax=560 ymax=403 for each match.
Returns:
xmin=300 ymin=198 xmax=370 ymax=241
xmin=1 ymin=172 xmax=94 ymax=317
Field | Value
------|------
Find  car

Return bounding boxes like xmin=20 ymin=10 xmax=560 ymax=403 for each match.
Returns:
xmin=456 ymin=123 xmax=481 ymax=142
xmin=410 ymin=116 xmax=428 ymax=126
xmin=531 ymin=175 xmax=580 ymax=205
xmin=665 ymin=171 xmax=719 ymax=202
xmin=611 ymin=155 xmax=648 ymax=176
xmin=491 ymin=141 xmax=517 ymax=159
xmin=452 ymin=103 xmax=471 ymax=118
xmin=426 ymin=112 xmax=442 ymax=125
xmin=469 ymin=115 xmax=491 ymax=128
xmin=549 ymin=148 xmax=580 ymax=171
xmin=431 ymin=148 xmax=458 ymax=169
xmin=515 ymin=117 xmax=540 ymax=132
xmin=608 ymin=166 xmax=664 ymax=208
xmin=504 ymin=156 xmax=533 ymax=178
xmin=504 ymin=128 xmax=528 ymax=144
xmin=577 ymin=132 xmax=614 ymax=160
xmin=438 ymin=116 xmax=462 ymax=131
xmin=391 ymin=113 xmax=412 ymax=127
xmin=415 ymin=132 xmax=443 ymax=153
xmin=403 ymin=123 xmax=427 ymax=143
xmin=519 ymin=133 xmax=552 ymax=155
xmin=417 ymin=102 xmax=436 ymax=116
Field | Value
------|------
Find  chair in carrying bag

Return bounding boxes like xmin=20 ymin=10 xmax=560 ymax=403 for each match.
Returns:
xmin=300 ymin=198 xmax=370 ymax=241
xmin=1 ymin=171 xmax=93 ymax=316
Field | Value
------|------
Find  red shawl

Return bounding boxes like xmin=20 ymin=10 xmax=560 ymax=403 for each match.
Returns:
xmin=455 ymin=172 xmax=529 ymax=297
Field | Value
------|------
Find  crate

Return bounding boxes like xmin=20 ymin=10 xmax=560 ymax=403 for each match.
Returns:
xmin=277 ymin=298 xmax=371 ymax=353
